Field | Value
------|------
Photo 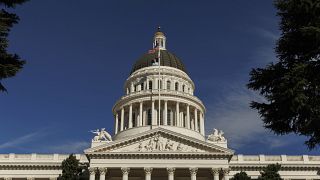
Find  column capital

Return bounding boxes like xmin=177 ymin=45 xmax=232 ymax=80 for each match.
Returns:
xmin=121 ymin=167 xmax=130 ymax=175
xmin=222 ymin=168 xmax=230 ymax=175
xmin=211 ymin=168 xmax=220 ymax=175
xmin=167 ymin=167 xmax=175 ymax=175
xmin=144 ymin=167 xmax=153 ymax=175
xmin=99 ymin=167 xmax=108 ymax=175
xmin=189 ymin=167 xmax=198 ymax=175
xmin=89 ymin=167 xmax=96 ymax=175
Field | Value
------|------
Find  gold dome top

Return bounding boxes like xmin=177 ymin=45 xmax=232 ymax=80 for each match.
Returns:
xmin=154 ymin=26 xmax=165 ymax=36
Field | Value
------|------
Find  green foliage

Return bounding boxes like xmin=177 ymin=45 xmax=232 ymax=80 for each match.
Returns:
xmin=230 ymin=171 xmax=251 ymax=180
xmin=0 ymin=0 xmax=28 ymax=92
xmin=258 ymin=164 xmax=282 ymax=180
xmin=60 ymin=154 xmax=82 ymax=180
xmin=247 ymin=0 xmax=320 ymax=149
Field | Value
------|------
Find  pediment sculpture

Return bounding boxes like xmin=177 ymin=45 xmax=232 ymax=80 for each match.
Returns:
xmin=207 ymin=128 xmax=226 ymax=142
xmin=136 ymin=134 xmax=190 ymax=152
xmin=90 ymin=128 xmax=112 ymax=142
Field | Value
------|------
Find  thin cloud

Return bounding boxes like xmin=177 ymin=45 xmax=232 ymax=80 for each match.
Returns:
xmin=0 ymin=130 xmax=46 ymax=150
xmin=205 ymin=85 xmax=266 ymax=148
xmin=254 ymin=27 xmax=279 ymax=42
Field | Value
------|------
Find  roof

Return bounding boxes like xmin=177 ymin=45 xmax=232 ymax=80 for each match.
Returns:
xmin=130 ymin=50 xmax=187 ymax=74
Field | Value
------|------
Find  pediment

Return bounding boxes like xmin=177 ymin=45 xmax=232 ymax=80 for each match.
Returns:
xmin=85 ymin=128 xmax=234 ymax=155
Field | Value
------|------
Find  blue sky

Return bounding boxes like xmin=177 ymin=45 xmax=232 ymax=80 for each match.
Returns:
xmin=0 ymin=0 xmax=319 ymax=155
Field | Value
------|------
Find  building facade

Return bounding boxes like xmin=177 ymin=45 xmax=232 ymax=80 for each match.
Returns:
xmin=0 ymin=29 xmax=319 ymax=180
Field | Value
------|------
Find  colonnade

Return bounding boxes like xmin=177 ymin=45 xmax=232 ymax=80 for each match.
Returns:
xmin=89 ymin=167 xmax=230 ymax=180
xmin=114 ymin=100 xmax=205 ymax=135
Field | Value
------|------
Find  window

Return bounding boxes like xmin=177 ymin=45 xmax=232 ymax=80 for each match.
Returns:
xmin=182 ymin=85 xmax=185 ymax=92
xmin=175 ymin=82 xmax=179 ymax=91
xmin=141 ymin=83 xmax=144 ymax=91
xmin=158 ymin=80 xmax=162 ymax=89
xmin=149 ymin=81 xmax=153 ymax=90
xmin=147 ymin=109 xmax=152 ymax=125
xmin=167 ymin=81 xmax=171 ymax=90
xmin=134 ymin=85 xmax=137 ymax=92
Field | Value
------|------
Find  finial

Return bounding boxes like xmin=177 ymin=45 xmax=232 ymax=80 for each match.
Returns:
xmin=157 ymin=26 xmax=161 ymax=32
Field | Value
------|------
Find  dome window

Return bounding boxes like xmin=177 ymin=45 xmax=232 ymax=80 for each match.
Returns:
xmin=175 ymin=82 xmax=179 ymax=91
xmin=149 ymin=81 xmax=153 ymax=90
xmin=166 ymin=81 xmax=171 ymax=90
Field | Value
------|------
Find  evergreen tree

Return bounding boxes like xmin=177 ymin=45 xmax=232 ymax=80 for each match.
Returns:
xmin=60 ymin=154 xmax=82 ymax=180
xmin=230 ymin=171 xmax=251 ymax=180
xmin=258 ymin=164 xmax=282 ymax=180
xmin=247 ymin=0 xmax=320 ymax=149
xmin=0 ymin=0 xmax=27 ymax=92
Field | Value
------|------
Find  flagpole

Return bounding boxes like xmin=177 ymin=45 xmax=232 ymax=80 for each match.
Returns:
xmin=158 ymin=43 xmax=161 ymax=127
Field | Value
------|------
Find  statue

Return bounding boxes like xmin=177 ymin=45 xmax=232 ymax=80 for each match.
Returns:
xmin=176 ymin=143 xmax=183 ymax=151
xmin=164 ymin=139 xmax=174 ymax=151
xmin=91 ymin=128 xmax=112 ymax=142
xmin=207 ymin=128 xmax=226 ymax=142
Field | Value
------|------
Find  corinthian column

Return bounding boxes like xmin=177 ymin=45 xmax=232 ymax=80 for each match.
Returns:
xmin=121 ymin=167 xmax=130 ymax=180
xmin=120 ymin=107 xmax=124 ymax=131
xmin=223 ymin=168 xmax=230 ymax=180
xmin=89 ymin=167 xmax=96 ymax=180
xmin=144 ymin=167 xmax=153 ymax=180
xmin=164 ymin=100 xmax=168 ymax=125
xmin=115 ymin=113 xmax=119 ymax=134
xmin=189 ymin=168 xmax=198 ymax=180
xmin=99 ymin=167 xmax=107 ymax=180
xmin=194 ymin=108 xmax=198 ymax=131
xmin=139 ymin=101 xmax=143 ymax=126
xmin=167 ymin=167 xmax=175 ymax=180
xmin=129 ymin=104 xmax=133 ymax=128
xmin=176 ymin=102 xmax=180 ymax=126
xmin=186 ymin=104 xmax=190 ymax=129
xmin=211 ymin=168 xmax=219 ymax=180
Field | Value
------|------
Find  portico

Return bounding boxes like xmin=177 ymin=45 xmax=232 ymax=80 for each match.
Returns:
xmin=87 ymin=167 xmax=230 ymax=180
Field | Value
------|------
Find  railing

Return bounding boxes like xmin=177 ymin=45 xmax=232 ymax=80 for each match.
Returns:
xmin=231 ymin=155 xmax=320 ymax=163
xmin=0 ymin=154 xmax=88 ymax=162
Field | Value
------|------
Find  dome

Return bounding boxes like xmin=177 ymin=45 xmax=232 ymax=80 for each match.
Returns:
xmin=130 ymin=50 xmax=187 ymax=74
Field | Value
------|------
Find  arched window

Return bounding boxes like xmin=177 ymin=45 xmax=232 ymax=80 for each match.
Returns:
xmin=132 ymin=112 xmax=136 ymax=127
xmin=167 ymin=109 xmax=172 ymax=125
xmin=149 ymin=81 xmax=153 ymax=90
xmin=147 ymin=109 xmax=152 ymax=125
xmin=175 ymin=82 xmax=179 ymax=91
xmin=141 ymin=83 xmax=144 ymax=91
xmin=134 ymin=85 xmax=137 ymax=92
xmin=167 ymin=81 xmax=171 ymax=90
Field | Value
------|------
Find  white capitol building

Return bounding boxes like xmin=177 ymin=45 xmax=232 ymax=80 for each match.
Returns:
xmin=1 ymin=29 xmax=319 ymax=180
